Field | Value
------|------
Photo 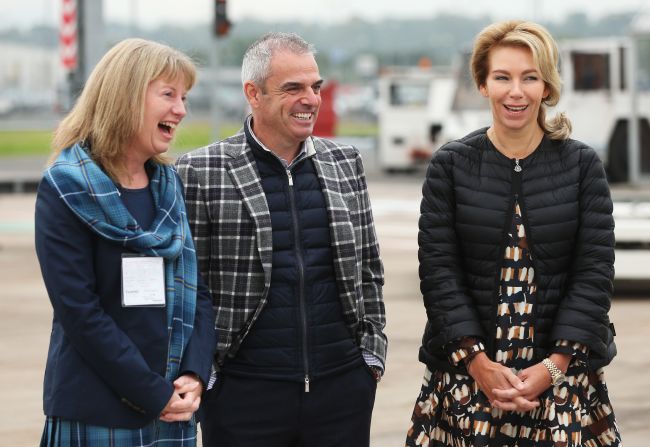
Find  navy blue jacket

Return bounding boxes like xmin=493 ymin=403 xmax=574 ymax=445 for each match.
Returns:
xmin=175 ymin=131 xmax=387 ymax=369
xmin=223 ymin=140 xmax=362 ymax=381
xmin=35 ymin=176 xmax=216 ymax=429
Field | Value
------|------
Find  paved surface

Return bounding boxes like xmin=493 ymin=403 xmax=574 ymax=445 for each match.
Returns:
xmin=0 ymin=176 xmax=649 ymax=446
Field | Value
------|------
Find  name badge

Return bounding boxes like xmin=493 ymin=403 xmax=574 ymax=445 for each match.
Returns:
xmin=121 ymin=254 xmax=166 ymax=307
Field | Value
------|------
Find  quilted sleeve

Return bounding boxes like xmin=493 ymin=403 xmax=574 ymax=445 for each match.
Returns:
xmin=419 ymin=147 xmax=485 ymax=351
xmin=550 ymin=146 xmax=615 ymax=363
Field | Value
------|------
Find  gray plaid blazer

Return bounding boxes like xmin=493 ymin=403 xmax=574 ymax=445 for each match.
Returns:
xmin=175 ymin=131 xmax=387 ymax=369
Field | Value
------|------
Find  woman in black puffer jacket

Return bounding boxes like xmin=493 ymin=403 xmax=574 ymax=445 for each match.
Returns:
xmin=406 ymin=21 xmax=620 ymax=447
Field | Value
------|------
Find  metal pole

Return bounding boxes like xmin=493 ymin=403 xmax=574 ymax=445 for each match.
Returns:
xmin=80 ymin=0 xmax=104 ymax=81
xmin=210 ymin=36 xmax=222 ymax=141
xmin=67 ymin=0 xmax=84 ymax=100
xmin=628 ymin=36 xmax=641 ymax=185
xmin=68 ymin=0 xmax=104 ymax=101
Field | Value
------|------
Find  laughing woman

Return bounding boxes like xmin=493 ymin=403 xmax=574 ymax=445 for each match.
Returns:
xmin=406 ymin=21 xmax=620 ymax=447
xmin=35 ymin=39 xmax=216 ymax=446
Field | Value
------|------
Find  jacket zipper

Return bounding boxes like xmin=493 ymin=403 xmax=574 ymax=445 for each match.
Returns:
xmin=487 ymin=158 xmax=521 ymax=358
xmin=287 ymin=169 xmax=310 ymax=392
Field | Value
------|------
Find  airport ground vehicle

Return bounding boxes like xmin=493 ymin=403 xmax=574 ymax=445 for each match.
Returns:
xmin=555 ymin=37 xmax=650 ymax=181
xmin=376 ymin=66 xmax=454 ymax=172
xmin=376 ymin=37 xmax=650 ymax=181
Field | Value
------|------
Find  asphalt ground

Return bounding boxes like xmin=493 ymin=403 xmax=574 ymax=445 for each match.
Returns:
xmin=1 ymin=175 xmax=649 ymax=446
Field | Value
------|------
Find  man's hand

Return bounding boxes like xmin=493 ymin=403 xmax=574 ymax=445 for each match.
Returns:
xmin=159 ymin=374 xmax=203 ymax=422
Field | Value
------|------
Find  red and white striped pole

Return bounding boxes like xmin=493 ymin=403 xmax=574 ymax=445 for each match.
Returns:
xmin=60 ymin=0 xmax=78 ymax=71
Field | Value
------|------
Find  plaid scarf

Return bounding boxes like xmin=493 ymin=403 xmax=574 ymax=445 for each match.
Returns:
xmin=46 ymin=143 xmax=197 ymax=382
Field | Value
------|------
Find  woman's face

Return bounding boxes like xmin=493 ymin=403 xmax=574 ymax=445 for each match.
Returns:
xmin=479 ymin=45 xmax=549 ymax=135
xmin=129 ymin=76 xmax=188 ymax=161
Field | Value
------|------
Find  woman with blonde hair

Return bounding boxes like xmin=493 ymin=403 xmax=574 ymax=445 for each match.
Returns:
xmin=35 ymin=38 xmax=215 ymax=446
xmin=406 ymin=21 xmax=620 ymax=446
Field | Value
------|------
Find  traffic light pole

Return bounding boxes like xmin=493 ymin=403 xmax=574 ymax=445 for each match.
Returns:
xmin=210 ymin=36 xmax=222 ymax=141
xmin=210 ymin=0 xmax=231 ymax=140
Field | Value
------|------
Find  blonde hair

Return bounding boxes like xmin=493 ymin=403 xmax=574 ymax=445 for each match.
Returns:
xmin=470 ymin=20 xmax=571 ymax=140
xmin=51 ymin=38 xmax=196 ymax=180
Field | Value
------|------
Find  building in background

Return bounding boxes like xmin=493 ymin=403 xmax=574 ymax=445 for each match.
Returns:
xmin=0 ymin=42 xmax=64 ymax=114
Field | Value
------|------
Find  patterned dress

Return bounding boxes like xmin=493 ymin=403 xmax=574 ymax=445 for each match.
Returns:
xmin=406 ymin=202 xmax=621 ymax=447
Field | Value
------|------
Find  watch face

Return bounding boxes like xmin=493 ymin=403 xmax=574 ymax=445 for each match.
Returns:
xmin=552 ymin=373 xmax=566 ymax=386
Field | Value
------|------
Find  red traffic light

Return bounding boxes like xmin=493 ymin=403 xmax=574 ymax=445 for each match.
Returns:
xmin=215 ymin=0 xmax=231 ymax=37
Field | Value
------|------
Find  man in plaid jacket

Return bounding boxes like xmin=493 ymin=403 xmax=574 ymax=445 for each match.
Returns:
xmin=175 ymin=32 xmax=386 ymax=447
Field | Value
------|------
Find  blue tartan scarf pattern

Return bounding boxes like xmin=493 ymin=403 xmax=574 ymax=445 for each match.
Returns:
xmin=45 ymin=143 xmax=197 ymax=382
xmin=41 ymin=415 xmax=197 ymax=446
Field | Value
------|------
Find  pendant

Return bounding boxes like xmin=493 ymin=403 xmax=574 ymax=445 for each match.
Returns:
xmin=514 ymin=159 xmax=522 ymax=172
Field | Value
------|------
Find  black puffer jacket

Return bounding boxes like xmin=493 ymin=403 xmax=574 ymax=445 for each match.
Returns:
xmin=418 ymin=128 xmax=616 ymax=373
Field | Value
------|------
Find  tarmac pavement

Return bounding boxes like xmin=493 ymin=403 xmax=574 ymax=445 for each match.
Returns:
xmin=0 ymin=175 xmax=649 ymax=446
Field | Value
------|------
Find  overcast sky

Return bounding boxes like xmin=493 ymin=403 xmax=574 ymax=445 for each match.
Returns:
xmin=1 ymin=0 xmax=649 ymax=30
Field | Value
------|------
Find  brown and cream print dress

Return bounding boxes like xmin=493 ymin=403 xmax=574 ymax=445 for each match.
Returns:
xmin=406 ymin=202 xmax=621 ymax=447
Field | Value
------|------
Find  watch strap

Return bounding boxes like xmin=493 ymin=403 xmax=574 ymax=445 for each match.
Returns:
xmin=542 ymin=358 xmax=564 ymax=385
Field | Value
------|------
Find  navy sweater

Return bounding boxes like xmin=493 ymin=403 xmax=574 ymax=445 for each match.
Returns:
xmin=222 ymin=130 xmax=362 ymax=382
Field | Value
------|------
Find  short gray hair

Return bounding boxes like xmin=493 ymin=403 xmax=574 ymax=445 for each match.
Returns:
xmin=241 ymin=32 xmax=316 ymax=87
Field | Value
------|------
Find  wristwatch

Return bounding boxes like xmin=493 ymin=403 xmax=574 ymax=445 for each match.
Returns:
xmin=542 ymin=358 xmax=566 ymax=386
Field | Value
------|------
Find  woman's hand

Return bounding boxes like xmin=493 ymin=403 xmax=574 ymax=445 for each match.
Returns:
xmin=491 ymin=362 xmax=549 ymax=409
xmin=468 ymin=353 xmax=539 ymax=412
xmin=517 ymin=363 xmax=554 ymax=400
xmin=492 ymin=353 xmax=571 ymax=411
xmin=159 ymin=374 xmax=203 ymax=422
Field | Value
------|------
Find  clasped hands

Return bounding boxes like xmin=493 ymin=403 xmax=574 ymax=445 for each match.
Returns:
xmin=159 ymin=374 xmax=203 ymax=422
xmin=467 ymin=353 xmax=562 ymax=412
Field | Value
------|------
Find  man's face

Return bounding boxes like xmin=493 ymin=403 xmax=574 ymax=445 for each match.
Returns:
xmin=246 ymin=50 xmax=323 ymax=153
